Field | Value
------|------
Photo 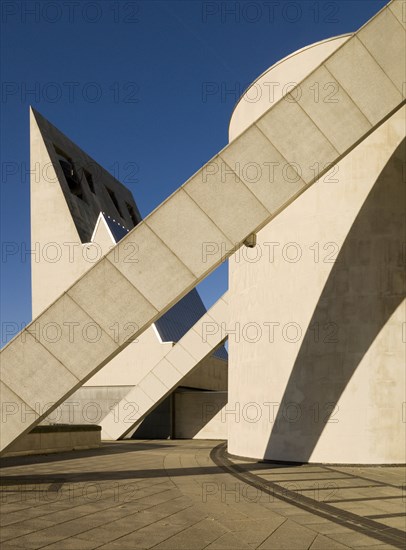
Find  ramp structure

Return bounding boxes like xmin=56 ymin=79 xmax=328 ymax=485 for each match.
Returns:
xmin=101 ymin=293 xmax=228 ymax=439
xmin=1 ymin=1 xmax=404 ymax=453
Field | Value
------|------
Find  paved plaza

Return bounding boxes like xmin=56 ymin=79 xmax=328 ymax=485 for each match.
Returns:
xmin=1 ymin=440 xmax=405 ymax=549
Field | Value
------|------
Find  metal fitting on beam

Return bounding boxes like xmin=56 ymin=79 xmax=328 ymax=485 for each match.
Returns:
xmin=243 ymin=233 xmax=257 ymax=248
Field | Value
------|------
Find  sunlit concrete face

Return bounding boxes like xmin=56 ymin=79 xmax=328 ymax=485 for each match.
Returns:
xmin=229 ymin=35 xmax=351 ymax=141
xmin=227 ymin=21 xmax=406 ymax=463
xmin=0 ymin=1 xmax=404 ymax=455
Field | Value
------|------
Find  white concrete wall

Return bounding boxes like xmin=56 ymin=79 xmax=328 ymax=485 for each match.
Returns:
xmin=174 ymin=391 xmax=227 ymax=440
xmin=30 ymin=109 xmax=88 ymax=318
xmin=229 ymin=35 xmax=351 ymax=141
xmin=228 ymin=107 xmax=405 ymax=463
xmin=227 ymin=7 xmax=405 ymax=463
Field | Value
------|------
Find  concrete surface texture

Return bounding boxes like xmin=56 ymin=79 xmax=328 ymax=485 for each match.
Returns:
xmin=27 ymin=112 xmax=227 ymax=437
xmin=173 ymin=391 xmax=227 ymax=440
xmin=0 ymin=440 xmax=405 ymax=549
xmin=29 ymin=110 xmax=142 ymax=319
xmin=1 ymin=1 xmax=405 ymax=455
xmin=4 ymin=425 xmax=101 ymax=458
xmin=228 ymin=107 xmax=406 ymax=463
xmin=228 ymin=34 xmax=351 ymax=141
xmin=101 ymin=293 xmax=228 ymax=440
xmin=226 ymin=2 xmax=405 ymax=463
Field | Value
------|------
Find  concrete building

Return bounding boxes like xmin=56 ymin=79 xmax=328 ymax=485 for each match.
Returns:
xmin=227 ymin=29 xmax=406 ymax=464
xmin=1 ymin=0 xmax=405 ymax=464
xmin=29 ymin=109 xmax=227 ymax=440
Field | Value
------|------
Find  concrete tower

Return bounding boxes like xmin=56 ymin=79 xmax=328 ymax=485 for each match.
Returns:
xmin=227 ymin=33 xmax=405 ymax=463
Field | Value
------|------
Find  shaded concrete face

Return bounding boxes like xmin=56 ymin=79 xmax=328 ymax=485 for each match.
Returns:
xmin=130 ymin=387 xmax=227 ymax=440
xmin=1 ymin=2 xmax=404 ymax=454
xmin=31 ymin=109 xmax=141 ymax=244
xmin=228 ymin=109 xmax=406 ymax=463
xmin=100 ymin=294 xmax=229 ymax=440
xmin=29 ymin=110 xmax=141 ymax=317
xmin=266 ymin=136 xmax=406 ymax=463
xmin=173 ymin=391 xmax=227 ymax=439
xmin=3 ymin=425 xmax=101 ymax=457
xmin=182 ymin=355 xmax=227 ymax=391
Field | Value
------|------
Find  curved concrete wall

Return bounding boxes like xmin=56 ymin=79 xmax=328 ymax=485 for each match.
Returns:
xmin=227 ymin=11 xmax=406 ymax=463
xmin=229 ymin=35 xmax=351 ymax=141
xmin=228 ymin=106 xmax=405 ymax=464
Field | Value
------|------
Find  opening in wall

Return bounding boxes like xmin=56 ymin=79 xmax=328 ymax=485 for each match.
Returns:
xmin=126 ymin=201 xmax=138 ymax=227
xmin=106 ymin=187 xmax=124 ymax=218
xmin=54 ymin=145 xmax=85 ymax=201
xmin=84 ymin=169 xmax=95 ymax=194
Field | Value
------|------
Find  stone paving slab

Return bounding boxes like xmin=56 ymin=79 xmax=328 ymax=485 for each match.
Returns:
xmin=0 ymin=440 xmax=404 ymax=549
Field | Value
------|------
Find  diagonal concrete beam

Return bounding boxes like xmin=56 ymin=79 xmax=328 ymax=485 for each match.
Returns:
xmin=101 ymin=293 xmax=229 ymax=440
xmin=1 ymin=1 xmax=404 ymax=453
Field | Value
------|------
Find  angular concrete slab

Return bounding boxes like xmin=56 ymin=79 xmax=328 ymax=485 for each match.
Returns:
xmin=29 ymin=109 xmax=142 ymax=318
xmin=389 ymin=0 xmax=406 ymax=29
xmin=358 ymin=7 xmax=406 ymax=95
xmin=146 ymin=189 xmax=234 ymax=278
xmin=0 ymin=382 xmax=39 ymax=451
xmin=106 ymin=222 xmax=196 ymax=311
xmin=1 ymin=2 xmax=404 ymax=453
xmin=153 ymin=357 xmax=184 ymax=388
xmin=184 ymin=156 xmax=270 ymax=244
xmin=189 ymin=315 xmax=226 ymax=352
xmin=256 ymin=99 xmax=339 ymax=184
xmin=164 ymin=344 xmax=199 ymax=376
xmin=179 ymin=327 xmax=220 ymax=362
xmin=1 ymin=332 xmax=79 ymax=412
xmin=293 ymin=66 xmax=372 ymax=154
xmin=101 ymin=294 xmax=228 ymax=439
xmin=139 ymin=371 xmax=170 ymax=402
xmin=30 ymin=294 xmax=119 ymax=380
xmin=221 ymin=126 xmax=307 ymax=214
xmin=325 ymin=36 xmax=403 ymax=125
xmin=101 ymin=387 xmax=155 ymax=438
xmin=68 ymin=257 xmax=158 ymax=346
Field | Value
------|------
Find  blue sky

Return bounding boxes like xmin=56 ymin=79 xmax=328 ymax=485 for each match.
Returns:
xmin=0 ymin=0 xmax=387 ymax=343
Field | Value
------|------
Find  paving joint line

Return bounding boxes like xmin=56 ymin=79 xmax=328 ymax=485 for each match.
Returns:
xmin=210 ymin=442 xmax=406 ymax=549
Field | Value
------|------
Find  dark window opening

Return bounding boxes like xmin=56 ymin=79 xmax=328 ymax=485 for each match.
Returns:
xmin=106 ymin=187 xmax=124 ymax=218
xmin=84 ymin=169 xmax=95 ymax=194
xmin=126 ymin=201 xmax=138 ymax=227
xmin=54 ymin=145 xmax=85 ymax=201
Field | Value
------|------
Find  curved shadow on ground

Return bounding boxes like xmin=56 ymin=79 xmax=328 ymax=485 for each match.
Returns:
xmin=265 ymin=139 xmax=405 ymax=462
xmin=0 ymin=441 xmax=174 ymax=469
